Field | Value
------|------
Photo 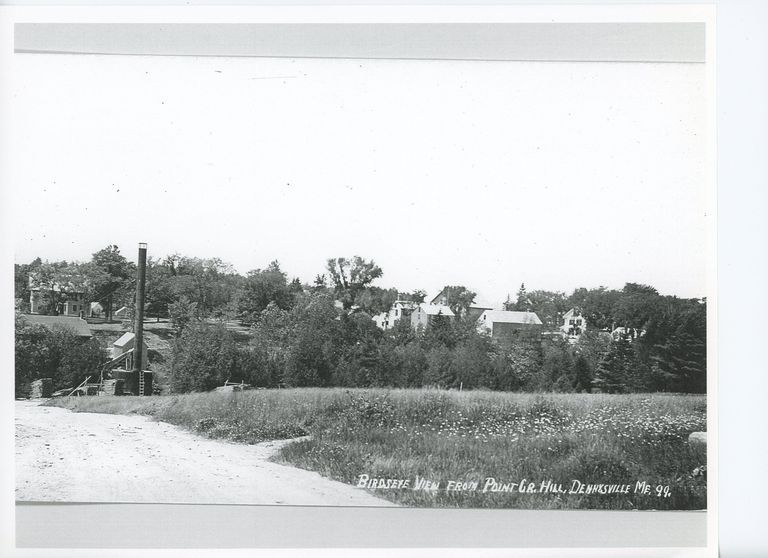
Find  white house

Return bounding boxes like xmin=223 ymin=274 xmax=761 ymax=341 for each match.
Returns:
xmin=372 ymin=300 xmax=418 ymax=330
xmin=560 ymin=308 xmax=587 ymax=340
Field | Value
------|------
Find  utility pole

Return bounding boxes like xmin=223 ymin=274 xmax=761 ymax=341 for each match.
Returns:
xmin=133 ymin=243 xmax=147 ymax=394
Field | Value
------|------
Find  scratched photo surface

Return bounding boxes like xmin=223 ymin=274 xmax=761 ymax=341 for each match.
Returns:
xmin=10 ymin=22 xmax=709 ymax=511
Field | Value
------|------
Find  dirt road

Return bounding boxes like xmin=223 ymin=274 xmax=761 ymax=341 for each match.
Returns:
xmin=15 ymin=400 xmax=392 ymax=506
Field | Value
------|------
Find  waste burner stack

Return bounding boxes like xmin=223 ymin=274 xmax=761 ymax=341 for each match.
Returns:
xmin=123 ymin=242 xmax=153 ymax=395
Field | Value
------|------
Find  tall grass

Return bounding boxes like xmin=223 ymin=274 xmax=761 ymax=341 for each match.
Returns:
xmin=46 ymin=388 xmax=706 ymax=510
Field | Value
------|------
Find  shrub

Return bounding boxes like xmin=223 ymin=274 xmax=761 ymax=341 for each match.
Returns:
xmin=169 ymin=322 xmax=240 ymax=392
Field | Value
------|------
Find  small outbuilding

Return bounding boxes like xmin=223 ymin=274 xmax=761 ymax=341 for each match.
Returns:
xmin=111 ymin=331 xmax=149 ymax=369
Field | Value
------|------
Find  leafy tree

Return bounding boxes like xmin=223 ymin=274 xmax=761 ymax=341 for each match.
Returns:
xmin=525 ymin=289 xmax=569 ymax=328
xmin=27 ymin=261 xmax=66 ymax=315
xmin=535 ymin=336 xmax=575 ymax=391
xmin=326 ymin=256 xmax=383 ymax=311
xmin=283 ymin=293 xmax=341 ymax=386
xmin=311 ymin=274 xmax=329 ymax=292
xmin=394 ymin=341 xmax=428 ymax=387
xmin=568 ymin=286 xmax=621 ymax=330
xmin=407 ymin=289 xmax=427 ymax=304
xmin=144 ymin=257 xmax=175 ymax=320
xmin=249 ymin=292 xmax=342 ymax=388
xmin=15 ymin=317 xmax=52 ymax=395
xmin=355 ymin=286 xmax=399 ymax=315
xmin=492 ymin=341 xmax=542 ymax=391
xmin=162 ymin=255 xmax=239 ymax=318
xmin=435 ymin=285 xmax=476 ymax=319
xmin=385 ymin=314 xmax=418 ymax=346
xmin=614 ymin=283 xmax=661 ymax=330
xmin=90 ymin=245 xmax=134 ymax=321
xmin=249 ymin=301 xmax=295 ymax=385
xmin=237 ymin=261 xmax=294 ymax=324
xmin=168 ymin=296 xmax=198 ymax=335
xmin=15 ymin=315 xmax=106 ymax=395
xmin=424 ymin=345 xmax=453 ymax=387
xmin=336 ymin=313 xmax=387 ymax=386
xmin=574 ymin=329 xmax=611 ymax=370
xmin=422 ymin=313 xmax=456 ymax=349
xmin=449 ymin=333 xmax=495 ymax=389
xmin=289 ymin=277 xmax=304 ymax=296
xmin=15 ymin=258 xmax=42 ymax=309
xmin=169 ymin=323 xmax=240 ymax=392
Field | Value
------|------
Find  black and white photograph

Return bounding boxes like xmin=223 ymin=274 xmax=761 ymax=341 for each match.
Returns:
xmin=1 ymin=4 xmax=725 ymax=553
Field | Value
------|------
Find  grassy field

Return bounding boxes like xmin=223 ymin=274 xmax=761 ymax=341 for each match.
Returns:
xmin=46 ymin=388 xmax=707 ymax=510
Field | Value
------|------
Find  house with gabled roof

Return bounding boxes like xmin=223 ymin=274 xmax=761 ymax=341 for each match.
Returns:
xmin=410 ymin=304 xmax=455 ymax=329
xmin=560 ymin=308 xmax=587 ymax=342
xmin=476 ymin=309 xmax=543 ymax=345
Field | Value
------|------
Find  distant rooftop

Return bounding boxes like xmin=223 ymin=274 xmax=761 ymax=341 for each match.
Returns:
xmin=429 ymin=287 xmax=496 ymax=310
xmin=418 ymin=304 xmax=455 ymax=317
xmin=470 ymin=298 xmax=496 ymax=310
xmin=19 ymin=314 xmax=92 ymax=337
xmin=481 ymin=310 xmax=543 ymax=325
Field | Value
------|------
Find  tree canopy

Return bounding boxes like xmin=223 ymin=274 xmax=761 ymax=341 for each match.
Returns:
xmin=326 ymin=256 xmax=383 ymax=311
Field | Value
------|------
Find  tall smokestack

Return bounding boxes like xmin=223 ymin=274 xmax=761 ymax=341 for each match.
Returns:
xmin=133 ymin=243 xmax=147 ymax=375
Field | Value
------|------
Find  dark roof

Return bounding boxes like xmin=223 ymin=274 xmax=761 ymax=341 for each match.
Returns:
xmin=20 ymin=314 xmax=92 ymax=337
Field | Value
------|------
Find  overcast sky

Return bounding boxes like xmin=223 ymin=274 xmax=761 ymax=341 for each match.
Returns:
xmin=6 ymin=53 xmax=708 ymax=303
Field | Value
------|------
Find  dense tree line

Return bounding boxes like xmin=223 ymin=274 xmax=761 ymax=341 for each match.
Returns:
xmin=15 ymin=249 xmax=706 ymax=394
xmin=14 ymin=315 xmax=106 ymax=397
xmin=169 ymin=286 xmax=705 ymax=394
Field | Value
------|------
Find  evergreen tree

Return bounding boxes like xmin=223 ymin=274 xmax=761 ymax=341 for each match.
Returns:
xmin=422 ymin=313 xmax=456 ymax=349
xmin=573 ymin=355 xmax=592 ymax=393
xmin=593 ymin=332 xmax=642 ymax=393
xmin=514 ymin=283 xmax=530 ymax=311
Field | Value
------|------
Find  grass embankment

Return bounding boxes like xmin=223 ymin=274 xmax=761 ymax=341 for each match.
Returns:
xmin=47 ymin=389 xmax=706 ymax=510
